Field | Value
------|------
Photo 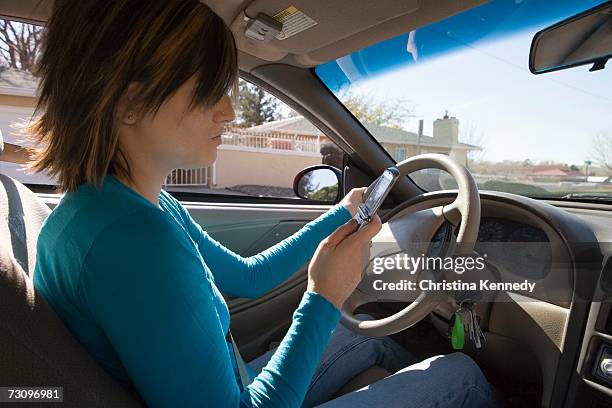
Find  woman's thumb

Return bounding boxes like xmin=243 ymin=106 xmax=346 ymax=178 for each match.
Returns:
xmin=353 ymin=214 xmax=382 ymax=241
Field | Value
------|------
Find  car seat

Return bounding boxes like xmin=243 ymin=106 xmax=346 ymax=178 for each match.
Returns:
xmin=0 ymin=131 xmax=144 ymax=407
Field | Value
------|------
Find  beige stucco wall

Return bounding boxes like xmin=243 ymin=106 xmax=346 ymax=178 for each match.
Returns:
xmin=214 ymin=146 xmax=323 ymax=188
xmin=422 ymin=147 xmax=468 ymax=166
xmin=382 ymin=142 xmax=468 ymax=166
xmin=0 ymin=94 xmax=36 ymax=108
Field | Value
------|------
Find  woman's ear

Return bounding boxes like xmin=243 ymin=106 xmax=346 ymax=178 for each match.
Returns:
xmin=117 ymin=82 xmax=142 ymax=125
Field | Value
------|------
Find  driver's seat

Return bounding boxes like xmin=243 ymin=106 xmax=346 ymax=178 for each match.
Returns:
xmin=0 ymin=137 xmax=144 ymax=406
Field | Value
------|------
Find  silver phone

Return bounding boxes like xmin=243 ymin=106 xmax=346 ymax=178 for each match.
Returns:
xmin=355 ymin=167 xmax=400 ymax=227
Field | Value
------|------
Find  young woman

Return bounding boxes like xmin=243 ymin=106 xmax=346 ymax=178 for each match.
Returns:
xmin=29 ymin=1 xmax=495 ymax=407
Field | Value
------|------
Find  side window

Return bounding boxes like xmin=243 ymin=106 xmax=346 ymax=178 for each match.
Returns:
xmin=0 ymin=20 xmax=346 ymax=198
xmin=0 ymin=18 xmax=54 ymax=185
xmin=162 ymin=78 xmax=346 ymax=199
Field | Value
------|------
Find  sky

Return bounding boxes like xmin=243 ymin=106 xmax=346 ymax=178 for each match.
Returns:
xmin=317 ymin=1 xmax=612 ymax=166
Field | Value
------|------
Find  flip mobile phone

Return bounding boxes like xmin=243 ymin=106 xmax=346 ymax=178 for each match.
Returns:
xmin=355 ymin=167 xmax=400 ymax=228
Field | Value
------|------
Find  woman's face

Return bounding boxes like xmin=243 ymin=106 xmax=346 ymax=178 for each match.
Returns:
xmin=124 ymin=74 xmax=236 ymax=172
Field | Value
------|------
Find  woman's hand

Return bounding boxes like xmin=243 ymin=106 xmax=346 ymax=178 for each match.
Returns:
xmin=339 ymin=187 xmax=367 ymax=217
xmin=307 ymin=215 xmax=382 ymax=309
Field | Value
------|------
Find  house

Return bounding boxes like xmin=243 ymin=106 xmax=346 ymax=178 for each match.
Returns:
xmin=210 ymin=119 xmax=325 ymax=190
xmin=363 ymin=114 xmax=481 ymax=166
xmin=528 ymin=166 xmax=584 ymax=182
xmin=234 ymin=113 xmax=481 ymax=167
xmin=476 ymin=161 xmax=586 ymax=184
xmin=201 ymin=113 xmax=481 ymax=191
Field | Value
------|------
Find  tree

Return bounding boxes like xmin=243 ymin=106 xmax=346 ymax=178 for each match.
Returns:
xmin=298 ymin=170 xmax=338 ymax=201
xmin=590 ymin=131 xmax=612 ymax=174
xmin=337 ymin=88 xmax=413 ymax=129
xmin=236 ymin=79 xmax=279 ymax=126
xmin=0 ymin=19 xmax=43 ymax=71
xmin=459 ymin=120 xmax=487 ymax=168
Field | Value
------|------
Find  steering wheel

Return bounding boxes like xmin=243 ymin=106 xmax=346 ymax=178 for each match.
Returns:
xmin=341 ymin=153 xmax=481 ymax=336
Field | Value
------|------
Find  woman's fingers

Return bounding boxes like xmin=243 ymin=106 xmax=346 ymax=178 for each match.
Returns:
xmin=324 ymin=218 xmax=359 ymax=247
xmin=363 ymin=214 xmax=382 ymax=236
xmin=308 ymin=215 xmax=382 ymax=309
xmin=339 ymin=187 xmax=368 ymax=217
xmin=350 ymin=215 xmax=382 ymax=244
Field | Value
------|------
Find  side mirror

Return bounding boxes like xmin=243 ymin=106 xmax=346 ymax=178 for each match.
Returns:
xmin=529 ymin=2 xmax=612 ymax=74
xmin=293 ymin=165 xmax=342 ymax=202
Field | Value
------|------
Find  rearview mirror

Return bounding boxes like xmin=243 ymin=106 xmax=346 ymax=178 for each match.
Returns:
xmin=529 ymin=2 xmax=612 ymax=74
xmin=293 ymin=165 xmax=341 ymax=202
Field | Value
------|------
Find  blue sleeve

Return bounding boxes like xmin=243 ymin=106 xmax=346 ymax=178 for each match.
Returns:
xmin=78 ymin=208 xmax=342 ymax=408
xmin=172 ymin=199 xmax=353 ymax=299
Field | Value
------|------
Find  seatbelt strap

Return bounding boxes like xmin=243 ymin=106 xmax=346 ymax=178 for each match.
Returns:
xmin=226 ymin=330 xmax=252 ymax=391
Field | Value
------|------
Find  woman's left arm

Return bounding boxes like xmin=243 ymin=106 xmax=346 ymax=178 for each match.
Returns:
xmin=170 ymin=189 xmax=364 ymax=299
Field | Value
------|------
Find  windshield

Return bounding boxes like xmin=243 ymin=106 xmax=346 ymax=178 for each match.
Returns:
xmin=315 ymin=0 xmax=612 ymax=200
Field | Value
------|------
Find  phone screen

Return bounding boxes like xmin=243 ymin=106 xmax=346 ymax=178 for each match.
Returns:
xmin=363 ymin=169 xmax=396 ymax=214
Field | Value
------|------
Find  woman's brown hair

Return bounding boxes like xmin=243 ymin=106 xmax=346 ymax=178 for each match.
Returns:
xmin=25 ymin=0 xmax=238 ymax=192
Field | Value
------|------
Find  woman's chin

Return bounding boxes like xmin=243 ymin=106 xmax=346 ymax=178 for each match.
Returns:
xmin=182 ymin=147 xmax=217 ymax=169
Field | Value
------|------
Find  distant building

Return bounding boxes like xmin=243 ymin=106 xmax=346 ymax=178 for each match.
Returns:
xmin=478 ymin=161 xmax=585 ymax=182
xmin=364 ymin=114 xmax=480 ymax=166
xmin=238 ymin=113 xmax=481 ymax=167
xmin=529 ymin=166 xmax=584 ymax=182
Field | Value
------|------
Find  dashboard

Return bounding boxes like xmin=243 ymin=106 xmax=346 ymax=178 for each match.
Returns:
xmin=475 ymin=217 xmax=549 ymax=243
xmin=432 ymin=216 xmax=549 ymax=243
xmin=431 ymin=217 xmax=552 ymax=280
xmin=386 ymin=190 xmax=607 ymax=407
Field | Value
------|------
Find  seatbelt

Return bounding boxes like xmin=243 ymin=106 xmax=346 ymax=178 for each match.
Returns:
xmin=226 ymin=330 xmax=252 ymax=391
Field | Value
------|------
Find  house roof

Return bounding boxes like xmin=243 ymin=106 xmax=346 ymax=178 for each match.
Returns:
xmin=529 ymin=167 xmax=583 ymax=177
xmin=247 ymin=115 xmax=481 ymax=150
xmin=362 ymin=122 xmax=480 ymax=150
xmin=491 ymin=163 xmax=584 ymax=177
xmin=247 ymin=116 xmax=325 ymax=136
xmin=0 ymin=66 xmax=38 ymax=97
xmin=530 ymin=168 xmax=572 ymax=177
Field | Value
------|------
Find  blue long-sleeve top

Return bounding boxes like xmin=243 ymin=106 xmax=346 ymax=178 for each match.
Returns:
xmin=33 ymin=174 xmax=353 ymax=407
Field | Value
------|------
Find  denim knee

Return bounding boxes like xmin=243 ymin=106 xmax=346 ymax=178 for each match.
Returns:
xmin=445 ymin=352 xmax=494 ymax=405
xmin=338 ymin=313 xmax=416 ymax=372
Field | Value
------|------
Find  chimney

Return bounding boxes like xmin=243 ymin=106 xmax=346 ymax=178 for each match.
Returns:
xmin=433 ymin=111 xmax=459 ymax=146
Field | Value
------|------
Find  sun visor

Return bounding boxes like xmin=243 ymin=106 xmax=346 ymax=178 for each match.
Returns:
xmin=232 ymin=0 xmax=420 ymax=65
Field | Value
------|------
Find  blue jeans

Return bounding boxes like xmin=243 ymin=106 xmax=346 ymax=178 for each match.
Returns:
xmin=248 ymin=314 xmax=496 ymax=408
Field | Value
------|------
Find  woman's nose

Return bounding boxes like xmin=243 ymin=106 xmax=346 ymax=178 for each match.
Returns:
xmin=213 ymin=94 xmax=236 ymax=123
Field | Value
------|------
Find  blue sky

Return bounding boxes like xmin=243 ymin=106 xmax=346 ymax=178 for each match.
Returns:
xmin=347 ymin=29 xmax=612 ymax=165
xmin=316 ymin=0 xmax=612 ymax=166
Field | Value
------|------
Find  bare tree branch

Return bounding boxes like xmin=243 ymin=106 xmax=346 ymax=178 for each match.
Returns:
xmin=0 ymin=19 xmax=42 ymax=71
xmin=337 ymin=88 xmax=414 ymax=129
xmin=459 ymin=120 xmax=487 ymax=170
xmin=591 ymin=131 xmax=612 ymax=173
